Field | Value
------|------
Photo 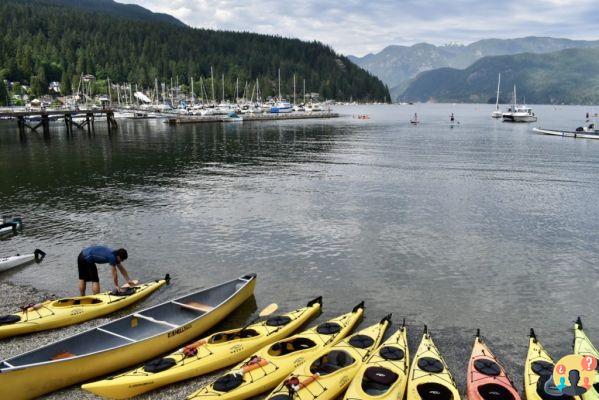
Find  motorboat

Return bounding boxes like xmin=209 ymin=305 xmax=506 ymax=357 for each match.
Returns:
xmin=502 ymin=86 xmax=537 ymax=122
xmin=270 ymin=100 xmax=293 ymax=113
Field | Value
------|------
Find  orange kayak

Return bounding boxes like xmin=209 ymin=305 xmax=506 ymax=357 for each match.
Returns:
xmin=467 ymin=330 xmax=521 ymax=400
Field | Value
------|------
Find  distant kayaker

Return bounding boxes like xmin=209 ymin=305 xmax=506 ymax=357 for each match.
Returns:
xmin=77 ymin=246 xmax=134 ymax=295
xmin=450 ymin=113 xmax=455 ymax=123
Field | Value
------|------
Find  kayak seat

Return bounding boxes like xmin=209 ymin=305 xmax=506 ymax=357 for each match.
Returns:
xmin=379 ymin=346 xmax=405 ymax=361
xmin=269 ymin=338 xmax=316 ymax=356
xmin=310 ymin=350 xmax=355 ymax=376
xmin=316 ymin=322 xmax=341 ymax=334
xmin=531 ymin=360 xmax=554 ymax=376
xmin=0 ymin=315 xmax=21 ymax=325
xmin=417 ymin=382 xmax=454 ymax=400
xmin=213 ymin=373 xmax=244 ymax=392
xmin=477 ymin=383 xmax=515 ymax=400
xmin=349 ymin=334 xmax=375 ymax=349
xmin=266 ymin=315 xmax=292 ymax=327
xmin=361 ymin=366 xmax=398 ymax=395
xmin=144 ymin=357 xmax=177 ymax=373
xmin=418 ymin=357 xmax=444 ymax=373
xmin=474 ymin=359 xmax=501 ymax=376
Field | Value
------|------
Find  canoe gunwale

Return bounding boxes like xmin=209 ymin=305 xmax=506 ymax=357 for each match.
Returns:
xmin=0 ymin=273 xmax=256 ymax=372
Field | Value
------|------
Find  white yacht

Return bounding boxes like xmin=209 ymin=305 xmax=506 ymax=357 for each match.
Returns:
xmin=502 ymin=86 xmax=537 ymax=122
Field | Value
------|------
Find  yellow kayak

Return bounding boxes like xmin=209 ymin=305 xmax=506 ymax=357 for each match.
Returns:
xmin=574 ymin=318 xmax=599 ymax=400
xmin=82 ymin=297 xmax=323 ymax=398
xmin=406 ymin=326 xmax=460 ymax=400
xmin=0 ymin=275 xmax=169 ymax=339
xmin=343 ymin=321 xmax=409 ymax=400
xmin=0 ymin=274 xmax=256 ymax=400
xmin=526 ymin=329 xmax=580 ymax=400
xmin=265 ymin=315 xmax=391 ymax=400
xmin=187 ymin=301 xmax=365 ymax=400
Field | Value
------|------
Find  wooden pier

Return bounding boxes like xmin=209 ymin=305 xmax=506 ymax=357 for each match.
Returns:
xmin=166 ymin=112 xmax=339 ymax=125
xmin=0 ymin=109 xmax=118 ymax=138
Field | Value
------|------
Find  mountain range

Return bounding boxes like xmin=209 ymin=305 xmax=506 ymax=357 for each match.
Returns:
xmin=349 ymin=37 xmax=599 ymax=101
xmin=401 ymin=47 xmax=599 ymax=105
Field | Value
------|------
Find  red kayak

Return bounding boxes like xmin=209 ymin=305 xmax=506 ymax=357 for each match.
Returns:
xmin=467 ymin=330 xmax=521 ymax=400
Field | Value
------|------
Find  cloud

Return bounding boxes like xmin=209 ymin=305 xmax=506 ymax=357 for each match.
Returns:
xmin=120 ymin=0 xmax=599 ymax=56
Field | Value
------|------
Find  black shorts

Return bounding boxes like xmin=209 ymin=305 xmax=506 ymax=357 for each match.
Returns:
xmin=78 ymin=253 xmax=99 ymax=282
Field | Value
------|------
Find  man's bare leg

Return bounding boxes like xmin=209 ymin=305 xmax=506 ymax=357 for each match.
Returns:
xmin=79 ymin=280 xmax=86 ymax=296
xmin=91 ymin=282 xmax=100 ymax=295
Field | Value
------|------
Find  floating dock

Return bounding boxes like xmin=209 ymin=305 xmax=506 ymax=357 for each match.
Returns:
xmin=166 ymin=112 xmax=339 ymax=125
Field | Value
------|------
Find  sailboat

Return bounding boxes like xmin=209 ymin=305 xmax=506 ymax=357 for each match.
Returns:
xmin=491 ymin=74 xmax=502 ymax=118
xmin=271 ymin=69 xmax=293 ymax=113
xmin=410 ymin=112 xmax=419 ymax=124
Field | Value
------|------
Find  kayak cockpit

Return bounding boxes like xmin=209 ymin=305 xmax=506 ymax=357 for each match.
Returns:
xmin=309 ymin=350 xmax=356 ymax=375
xmin=417 ymin=382 xmax=454 ymax=400
xmin=51 ymin=298 xmax=104 ymax=307
xmin=267 ymin=337 xmax=317 ymax=356
xmin=361 ymin=366 xmax=399 ymax=395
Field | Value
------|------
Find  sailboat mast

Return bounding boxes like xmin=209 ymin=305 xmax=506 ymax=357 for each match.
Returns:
xmin=278 ymin=68 xmax=281 ymax=100
xmin=191 ymin=77 xmax=195 ymax=105
xmin=293 ymin=74 xmax=296 ymax=105
xmin=210 ymin=67 xmax=215 ymax=104
xmin=221 ymin=74 xmax=225 ymax=103
xmin=495 ymin=73 xmax=501 ymax=110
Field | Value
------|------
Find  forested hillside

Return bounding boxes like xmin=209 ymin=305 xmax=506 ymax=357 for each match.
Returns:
xmin=401 ymin=48 xmax=599 ymax=105
xmin=0 ymin=0 xmax=389 ymax=102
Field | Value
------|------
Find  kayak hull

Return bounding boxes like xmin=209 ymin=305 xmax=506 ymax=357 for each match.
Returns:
xmin=466 ymin=335 xmax=520 ymax=400
xmin=406 ymin=330 xmax=460 ymax=400
xmin=574 ymin=319 xmax=599 ymax=400
xmin=0 ymin=254 xmax=36 ymax=272
xmin=82 ymin=297 xmax=322 ymax=398
xmin=343 ymin=326 xmax=409 ymax=400
xmin=0 ymin=277 xmax=166 ymax=339
xmin=0 ymin=274 xmax=256 ymax=400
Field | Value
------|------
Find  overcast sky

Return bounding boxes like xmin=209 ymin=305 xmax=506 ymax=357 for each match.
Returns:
xmin=123 ymin=0 xmax=599 ymax=56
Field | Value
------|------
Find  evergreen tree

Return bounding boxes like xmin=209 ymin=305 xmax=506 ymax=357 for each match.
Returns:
xmin=0 ymin=77 xmax=8 ymax=106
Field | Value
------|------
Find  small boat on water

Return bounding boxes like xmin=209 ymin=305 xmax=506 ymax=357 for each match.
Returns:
xmin=502 ymin=86 xmax=537 ymax=122
xmin=491 ymin=73 xmax=502 ymax=119
xmin=0 ymin=249 xmax=46 ymax=274
xmin=0 ymin=273 xmax=257 ymax=400
xmin=0 ymin=216 xmax=22 ymax=237
xmin=0 ymin=249 xmax=45 ymax=274
xmin=0 ymin=275 xmax=167 ymax=339
xmin=270 ymin=100 xmax=293 ymax=114
xmin=410 ymin=113 xmax=419 ymax=124
xmin=534 ymin=123 xmax=599 ymax=140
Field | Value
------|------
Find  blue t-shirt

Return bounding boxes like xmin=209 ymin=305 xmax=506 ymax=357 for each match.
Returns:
xmin=82 ymin=246 xmax=117 ymax=266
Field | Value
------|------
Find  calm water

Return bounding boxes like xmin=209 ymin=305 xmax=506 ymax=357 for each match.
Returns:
xmin=1 ymin=103 xmax=599 ymax=392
